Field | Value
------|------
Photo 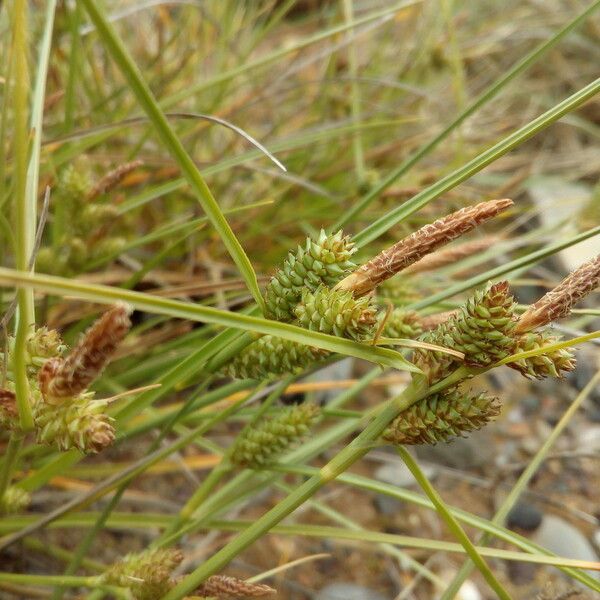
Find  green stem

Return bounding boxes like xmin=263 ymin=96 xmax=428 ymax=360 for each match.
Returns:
xmin=10 ymin=0 xmax=34 ymax=431
xmin=397 ymin=446 xmax=510 ymax=600
xmin=441 ymin=370 xmax=600 ymax=598
xmin=0 ymin=573 xmax=103 ymax=588
xmin=79 ymin=0 xmax=266 ymax=312
xmin=163 ymin=367 xmax=469 ymax=599
xmin=342 ymin=0 xmax=366 ymax=184
xmin=0 ymin=434 xmax=24 ymax=499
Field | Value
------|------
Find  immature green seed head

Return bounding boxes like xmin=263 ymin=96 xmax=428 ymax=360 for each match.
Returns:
xmin=294 ymin=286 xmax=377 ymax=341
xmin=383 ymin=389 xmax=501 ymax=445
xmin=413 ymin=281 xmax=518 ymax=382
xmin=508 ymin=330 xmax=576 ymax=379
xmin=103 ymin=548 xmax=183 ymax=600
xmin=380 ymin=308 xmax=423 ymax=340
xmin=264 ymin=230 xmax=356 ymax=322
xmin=34 ymin=394 xmax=115 ymax=454
xmin=230 ymin=403 xmax=320 ymax=468
xmin=222 ymin=335 xmax=326 ymax=380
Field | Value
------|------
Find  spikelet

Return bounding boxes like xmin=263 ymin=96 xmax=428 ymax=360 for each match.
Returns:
xmin=383 ymin=389 xmax=501 ymax=445
xmin=88 ymin=159 xmax=144 ymax=200
xmin=516 ymin=255 xmax=600 ymax=333
xmin=230 ymin=403 xmax=320 ymax=467
xmin=413 ymin=282 xmax=517 ymax=381
xmin=103 ymin=548 xmax=183 ymax=600
xmin=404 ymin=237 xmax=499 ymax=274
xmin=435 ymin=282 xmax=517 ymax=367
xmin=26 ymin=327 xmax=65 ymax=360
xmin=35 ymin=394 xmax=115 ymax=454
xmin=264 ymin=230 xmax=356 ymax=321
xmin=419 ymin=310 xmax=459 ymax=331
xmin=222 ymin=336 xmax=326 ymax=380
xmin=336 ymin=199 xmax=513 ymax=297
xmin=381 ymin=308 xmax=423 ymax=339
xmin=0 ymin=486 xmax=30 ymax=515
xmin=294 ymin=286 xmax=377 ymax=341
xmin=508 ymin=330 xmax=576 ymax=379
xmin=60 ymin=162 xmax=92 ymax=200
xmin=38 ymin=304 xmax=131 ymax=403
xmin=195 ymin=575 xmax=276 ymax=598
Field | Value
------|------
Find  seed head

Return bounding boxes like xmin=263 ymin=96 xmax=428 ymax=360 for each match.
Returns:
xmin=230 ymin=403 xmax=320 ymax=468
xmin=194 ymin=575 xmax=276 ymax=598
xmin=516 ymin=255 xmax=600 ymax=333
xmin=88 ymin=159 xmax=144 ymax=200
xmin=39 ymin=303 xmax=131 ymax=402
xmin=384 ymin=389 xmax=501 ymax=445
xmin=336 ymin=199 xmax=513 ymax=297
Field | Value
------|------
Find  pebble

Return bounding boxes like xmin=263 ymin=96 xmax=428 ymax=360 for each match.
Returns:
xmin=415 ymin=431 xmax=493 ymax=469
xmin=375 ymin=460 xmax=436 ymax=488
xmin=576 ymin=426 xmax=600 ymax=452
xmin=315 ymin=583 xmax=390 ymax=600
xmin=531 ymin=515 xmax=600 ymax=581
xmin=507 ymin=502 xmax=543 ymax=532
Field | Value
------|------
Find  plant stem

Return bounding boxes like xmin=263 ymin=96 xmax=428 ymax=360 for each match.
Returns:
xmin=0 ymin=434 xmax=24 ymax=499
xmin=0 ymin=573 xmax=103 ymax=589
xmin=397 ymin=446 xmax=510 ymax=600
xmin=10 ymin=0 xmax=34 ymax=431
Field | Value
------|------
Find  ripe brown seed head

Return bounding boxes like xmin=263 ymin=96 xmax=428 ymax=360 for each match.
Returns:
xmin=336 ymin=199 xmax=513 ymax=297
xmin=516 ymin=255 xmax=600 ymax=333
xmin=39 ymin=303 xmax=132 ymax=402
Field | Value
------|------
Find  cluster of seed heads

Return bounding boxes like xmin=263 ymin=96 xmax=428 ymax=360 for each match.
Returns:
xmin=1 ymin=304 xmax=131 ymax=455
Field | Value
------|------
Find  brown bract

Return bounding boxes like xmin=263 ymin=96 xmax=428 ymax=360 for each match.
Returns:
xmin=335 ymin=199 xmax=513 ymax=297
xmin=516 ymin=254 xmax=600 ymax=333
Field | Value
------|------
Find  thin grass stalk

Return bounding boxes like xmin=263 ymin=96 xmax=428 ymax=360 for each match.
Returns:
xmin=267 ymin=464 xmax=599 ymax=591
xmin=335 ymin=0 xmax=600 ymax=229
xmin=440 ymin=370 xmax=600 ymax=598
xmin=162 ymin=367 xmax=470 ymax=599
xmin=353 ymin=77 xmax=600 ymax=246
xmin=397 ymin=447 xmax=510 ymax=600
xmin=10 ymin=0 xmax=34 ymax=431
xmin=79 ymin=0 xmax=267 ymax=313
xmin=342 ymin=0 xmax=366 ymax=184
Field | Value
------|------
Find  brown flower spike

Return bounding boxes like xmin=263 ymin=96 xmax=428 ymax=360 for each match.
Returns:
xmin=195 ymin=575 xmax=276 ymax=598
xmin=404 ymin=236 xmax=500 ymax=274
xmin=516 ymin=254 xmax=600 ymax=334
xmin=335 ymin=199 xmax=513 ymax=297
xmin=87 ymin=159 xmax=144 ymax=200
xmin=39 ymin=303 xmax=132 ymax=402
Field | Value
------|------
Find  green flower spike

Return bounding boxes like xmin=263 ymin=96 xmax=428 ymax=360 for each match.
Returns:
xmin=294 ymin=286 xmax=377 ymax=341
xmin=230 ymin=403 xmax=320 ymax=468
xmin=508 ymin=330 xmax=576 ymax=379
xmin=381 ymin=308 xmax=423 ymax=339
xmin=415 ymin=281 xmax=517 ymax=381
xmin=264 ymin=230 xmax=356 ymax=321
xmin=383 ymin=389 xmax=501 ymax=445
xmin=223 ymin=335 xmax=326 ymax=380
xmin=35 ymin=394 xmax=115 ymax=454
xmin=103 ymin=548 xmax=183 ymax=600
